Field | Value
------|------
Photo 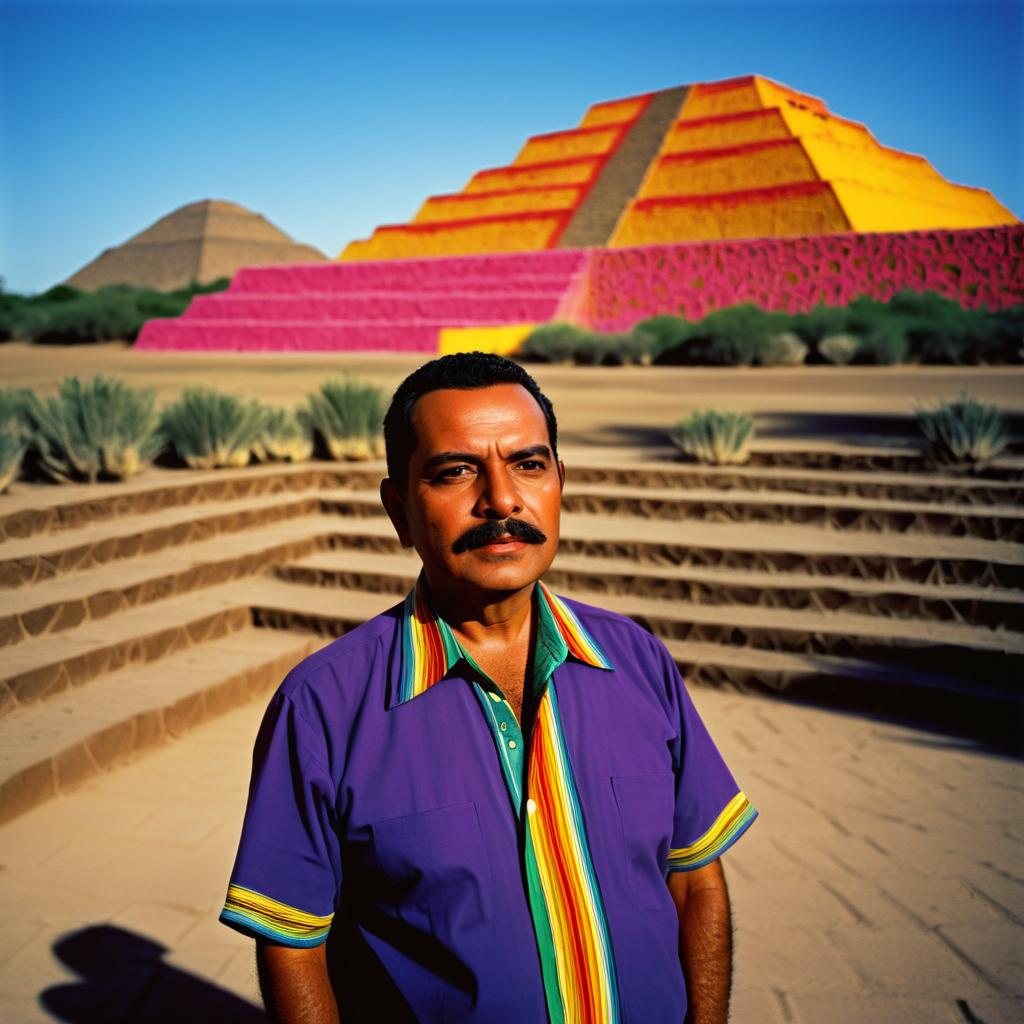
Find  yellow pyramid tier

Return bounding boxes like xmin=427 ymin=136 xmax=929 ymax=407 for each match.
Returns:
xmin=513 ymin=122 xmax=631 ymax=167
xmin=413 ymin=187 xmax=584 ymax=224
xmin=342 ymin=212 xmax=569 ymax=261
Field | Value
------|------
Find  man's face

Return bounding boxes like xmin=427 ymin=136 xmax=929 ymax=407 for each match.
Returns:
xmin=382 ymin=383 xmax=564 ymax=601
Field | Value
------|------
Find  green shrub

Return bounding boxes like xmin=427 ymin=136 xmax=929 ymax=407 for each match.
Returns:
xmin=669 ymin=409 xmax=755 ymax=465
xmin=818 ymin=334 xmax=860 ymax=365
xmin=255 ymin=407 xmax=313 ymax=463
xmin=856 ymin=319 xmax=910 ymax=365
xmin=0 ymin=388 xmax=30 ymax=491
xmin=0 ymin=279 xmax=231 ymax=344
xmin=798 ymin=302 xmax=853 ymax=346
xmin=631 ymin=315 xmax=694 ymax=358
xmin=915 ymin=392 xmax=1008 ymax=468
xmin=608 ymin=328 xmax=659 ymax=366
xmin=21 ymin=376 xmax=163 ymax=482
xmin=656 ymin=304 xmax=796 ymax=366
xmin=761 ymin=331 xmax=807 ymax=366
xmin=301 ymin=378 xmax=385 ymax=461
xmin=518 ymin=323 xmax=597 ymax=364
xmin=160 ymin=389 xmax=267 ymax=469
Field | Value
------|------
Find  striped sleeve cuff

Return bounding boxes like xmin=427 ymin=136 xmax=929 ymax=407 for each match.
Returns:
xmin=667 ymin=791 xmax=757 ymax=873
xmin=220 ymin=883 xmax=333 ymax=947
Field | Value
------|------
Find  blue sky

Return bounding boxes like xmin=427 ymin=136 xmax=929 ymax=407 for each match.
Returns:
xmin=1 ymin=0 xmax=1021 ymax=294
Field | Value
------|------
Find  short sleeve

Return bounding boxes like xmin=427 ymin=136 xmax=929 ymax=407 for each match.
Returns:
xmin=659 ymin=642 xmax=757 ymax=872
xmin=220 ymin=691 xmax=341 ymax=946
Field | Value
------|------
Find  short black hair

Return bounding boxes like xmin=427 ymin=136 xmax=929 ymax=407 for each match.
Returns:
xmin=383 ymin=352 xmax=558 ymax=491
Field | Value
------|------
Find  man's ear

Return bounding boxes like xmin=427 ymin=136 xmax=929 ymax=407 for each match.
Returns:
xmin=380 ymin=478 xmax=414 ymax=548
xmin=557 ymin=459 xmax=566 ymax=490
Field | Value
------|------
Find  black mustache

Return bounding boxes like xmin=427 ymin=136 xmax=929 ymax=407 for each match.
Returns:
xmin=452 ymin=519 xmax=548 ymax=554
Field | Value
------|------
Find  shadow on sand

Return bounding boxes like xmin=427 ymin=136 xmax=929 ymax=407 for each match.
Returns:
xmin=41 ymin=925 xmax=265 ymax=1023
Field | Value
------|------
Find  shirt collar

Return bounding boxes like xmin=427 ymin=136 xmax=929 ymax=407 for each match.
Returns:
xmin=393 ymin=575 xmax=612 ymax=708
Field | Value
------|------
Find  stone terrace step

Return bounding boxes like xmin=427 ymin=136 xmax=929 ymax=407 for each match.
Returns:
xmin=245 ymin=578 xmax=1024 ymax=708
xmin=565 ymin=461 xmax=1024 ymax=506
xmin=314 ymin=505 xmax=1024 ymax=590
xmin=0 ymin=490 xmax=328 ymax=587
xmin=561 ymin=483 xmax=1024 ymax=541
xmin=0 ymin=462 xmax=383 ymax=542
xmin=0 ymin=627 xmax=320 ymax=825
xmin=0 ymin=584 xmax=255 ymax=715
xmin=279 ymin=548 xmax=1024 ymax=631
xmin=0 ymin=515 xmax=330 ymax=648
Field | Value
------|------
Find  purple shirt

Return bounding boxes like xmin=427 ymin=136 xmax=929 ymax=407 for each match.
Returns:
xmin=221 ymin=585 xmax=756 ymax=1022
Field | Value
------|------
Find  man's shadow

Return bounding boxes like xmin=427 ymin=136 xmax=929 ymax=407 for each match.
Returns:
xmin=41 ymin=924 xmax=266 ymax=1023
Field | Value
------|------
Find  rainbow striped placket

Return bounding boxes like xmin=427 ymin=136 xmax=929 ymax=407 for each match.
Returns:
xmin=400 ymin=579 xmax=621 ymax=1024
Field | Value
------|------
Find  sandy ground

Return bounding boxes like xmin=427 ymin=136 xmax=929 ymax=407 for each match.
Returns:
xmin=5 ymin=341 xmax=1024 ymax=446
xmin=1 ymin=685 xmax=1020 ymax=1024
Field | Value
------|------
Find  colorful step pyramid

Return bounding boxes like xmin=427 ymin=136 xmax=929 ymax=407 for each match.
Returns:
xmin=342 ymin=75 xmax=1016 ymax=259
xmin=136 ymin=76 xmax=1020 ymax=352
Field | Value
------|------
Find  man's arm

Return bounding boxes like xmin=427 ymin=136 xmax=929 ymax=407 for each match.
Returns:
xmin=668 ymin=858 xmax=732 ymax=1024
xmin=256 ymin=940 xmax=340 ymax=1024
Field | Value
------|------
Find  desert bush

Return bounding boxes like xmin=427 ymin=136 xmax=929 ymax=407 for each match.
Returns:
xmin=915 ymin=392 xmax=1008 ymax=469
xmin=669 ymin=409 xmax=755 ymax=465
xmin=302 ymin=378 xmax=385 ymax=461
xmin=818 ymin=334 xmax=860 ymax=365
xmin=761 ymin=331 xmax=808 ymax=366
xmin=797 ymin=303 xmax=853 ymax=347
xmin=519 ymin=323 xmax=599 ymax=364
xmin=608 ymin=328 xmax=659 ymax=366
xmin=255 ymin=407 xmax=314 ymax=463
xmin=21 ymin=376 xmax=163 ymax=483
xmin=160 ymin=388 xmax=267 ymax=469
xmin=0 ymin=388 xmax=31 ymax=491
xmin=631 ymin=315 xmax=694 ymax=359
xmin=656 ymin=304 xmax=797 ymax=366
xmin=856 ymin=319 xmax=910 ymax=365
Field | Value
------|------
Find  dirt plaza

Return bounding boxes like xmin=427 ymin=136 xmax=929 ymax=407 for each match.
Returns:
xmin=0 ymin=345 xmax=1022 ymax=1022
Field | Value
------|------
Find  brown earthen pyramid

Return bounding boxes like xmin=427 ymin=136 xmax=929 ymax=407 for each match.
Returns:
xmin=65 ymin=199 xmax=325 ymax=291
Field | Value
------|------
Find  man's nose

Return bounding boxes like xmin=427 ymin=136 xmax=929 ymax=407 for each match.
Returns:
xmin=477 ymin=468 xmax=522 ymax=520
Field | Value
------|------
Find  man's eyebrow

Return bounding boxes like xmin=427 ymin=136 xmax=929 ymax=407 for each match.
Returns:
xmin=508 ymin=445 xmax=553 ymax=463
xmin=421 ymin=451 xmax=482 ymax=474
xmin=420 ymin=445 xmax=553 ymax=475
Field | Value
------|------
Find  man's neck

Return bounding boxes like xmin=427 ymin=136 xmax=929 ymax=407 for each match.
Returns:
xmin=427 ymin=579 xmax=536 ymax=648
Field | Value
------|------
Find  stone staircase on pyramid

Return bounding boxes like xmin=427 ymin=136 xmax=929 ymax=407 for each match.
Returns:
xmin=135 ymin=75 xmax=1020 ymax=352
xmin=2 ymin=449 xmax=1022 ymax=825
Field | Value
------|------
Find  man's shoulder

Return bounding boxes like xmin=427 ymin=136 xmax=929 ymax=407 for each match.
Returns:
xmin=276 ymin=599 xmax=404 ymax=704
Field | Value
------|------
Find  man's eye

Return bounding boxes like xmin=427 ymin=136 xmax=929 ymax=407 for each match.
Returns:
xmin=518 ymin=460 xmax=546 ymax=471
xmin=437 ymin=465 xmax=473 ymax=480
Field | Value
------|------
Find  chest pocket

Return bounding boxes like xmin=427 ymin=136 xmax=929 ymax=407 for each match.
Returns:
xmin=371 ymin=801 xmax=493 ymax=936
xmin=612 ymin=773 xmax=675 ymax=913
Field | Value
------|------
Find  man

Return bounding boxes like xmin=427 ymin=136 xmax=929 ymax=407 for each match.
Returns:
xmin=221 ymin=353 xmax=756 ymax=1023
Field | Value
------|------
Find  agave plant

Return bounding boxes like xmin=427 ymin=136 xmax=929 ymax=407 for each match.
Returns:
xmin=915 ymin=392 xmax=1008 ymax=469
xmin=255 ymin=407 xmax=314 ymax=463
xmin=669 ymin=409 xmax=754 ymax=466
xmin=21 ymin=376 xmax=162 ymax=483
xmin=301 ymin=378 xmax=385 ymax=461
xmin=160 ymin=388 xmax=267 ymax=470
xmin=0 ymin=388 xmax=31 ymax=492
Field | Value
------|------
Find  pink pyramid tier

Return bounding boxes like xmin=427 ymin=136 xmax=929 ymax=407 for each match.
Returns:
xmin=135 ymin=249 xmax=590 ymax=352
